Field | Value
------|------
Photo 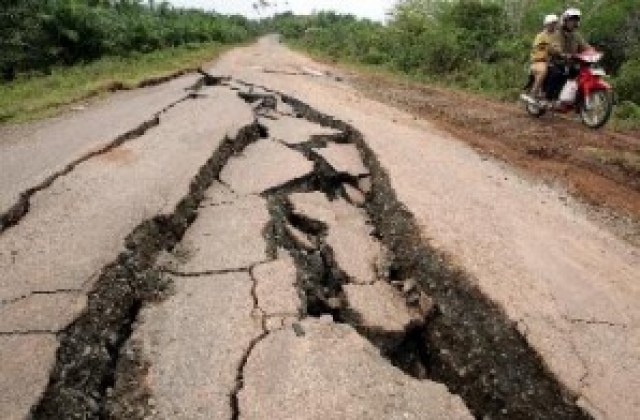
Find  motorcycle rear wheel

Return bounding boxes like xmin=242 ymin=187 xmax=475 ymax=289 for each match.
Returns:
xmin=580 ymin=90 xmax=612 ymax=129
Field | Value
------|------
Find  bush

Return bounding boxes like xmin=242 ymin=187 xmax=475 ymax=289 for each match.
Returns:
xmin=614 ymin=101 xmax=640 ymax=121
xmin=616 ymin=58 xmax=640 ymax=105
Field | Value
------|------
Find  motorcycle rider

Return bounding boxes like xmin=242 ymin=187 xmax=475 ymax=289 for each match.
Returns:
xmin=521 ymin=8 xmax=612 ymax=128
xmin=524 ymin=14 xmax=561 ymax=103
xmin=557 ymin=8 xmax=590 ymax=56
xmin=546 ymin=8 xmax=592 ymax=102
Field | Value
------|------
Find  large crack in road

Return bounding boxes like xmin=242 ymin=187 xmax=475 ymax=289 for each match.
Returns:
xmin=255 ymin=88 xmax=591 ymax=419
xmin=0 ymin=85 xmax=213 ymax=236
xmin=22 ymin=73 xmax=594 ymax=419
xmin=273 ymin=93 xmax=590 ymax=419
xmin=30 ymin=115 xmax=267 ymax=418
xmin=0 ymin=115 xmax=159 ymax=234
xmin=0 ymin=70 xmax=230 ymax=235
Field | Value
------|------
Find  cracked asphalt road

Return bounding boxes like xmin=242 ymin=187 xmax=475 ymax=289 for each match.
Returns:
xmin=0 ymin=36 xmax=638 ymax=420
xmin=0 ymin=75 xmax=201 ymax=221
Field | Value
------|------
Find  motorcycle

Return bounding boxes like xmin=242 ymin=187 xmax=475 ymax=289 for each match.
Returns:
xmin=521 ymin=49 xmax=614 ymax=129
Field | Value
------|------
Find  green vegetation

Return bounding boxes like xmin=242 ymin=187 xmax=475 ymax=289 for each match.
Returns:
xmin=0 ymin=0 xmax=258 ymax=80
xmin=0 ymin=0 xmax=259 ymax=123
xmin=0 ymin=42 xmax=231 ymax=123
xmin=267 ymin=0 xmax=640 ymax=129
xmin=611 ymin=101 xmax=640 ymax=132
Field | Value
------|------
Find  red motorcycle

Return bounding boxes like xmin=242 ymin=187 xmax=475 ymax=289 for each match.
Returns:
xmin=522 ymin=49 xmax=614 ymax=129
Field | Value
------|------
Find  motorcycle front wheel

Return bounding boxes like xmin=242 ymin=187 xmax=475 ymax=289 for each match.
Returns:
xmin=580 ymin=90 xmax=613 ymax=129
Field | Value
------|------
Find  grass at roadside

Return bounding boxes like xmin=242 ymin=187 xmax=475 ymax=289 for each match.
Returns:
xmin=610 ymin=101 xmax=640 ymax=132
xmin=581 ymin=146 xmax=640 ymax=177
xmin=0 ymin=42 xmax=234 ymax=124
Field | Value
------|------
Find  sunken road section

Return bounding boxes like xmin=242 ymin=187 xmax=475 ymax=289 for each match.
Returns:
xmin=276 ymin=92 xmax=592 ymax=419
xmin=29 ymin=118 xmax=267 ymax=419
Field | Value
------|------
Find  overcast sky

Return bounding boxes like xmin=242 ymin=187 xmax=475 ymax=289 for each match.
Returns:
xmin=168 ymin=0 xmax=397 ymax=21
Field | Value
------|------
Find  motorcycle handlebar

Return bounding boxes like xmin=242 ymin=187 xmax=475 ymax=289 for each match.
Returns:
xmin=567 ymin=49 xmax=603 ymax=63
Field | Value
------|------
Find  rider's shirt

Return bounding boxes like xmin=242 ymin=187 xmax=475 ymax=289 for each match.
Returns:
xmin=556 ymin=29 xmax=589 ymax=55
xmin=531 ymin=30 xmax=560 ymax=63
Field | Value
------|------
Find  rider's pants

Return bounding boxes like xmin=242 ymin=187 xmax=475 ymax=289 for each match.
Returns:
xmin=530 ymin=62 xmax=548 ymax=98
xmin=545 ymin=65 xmax=567 ymax=100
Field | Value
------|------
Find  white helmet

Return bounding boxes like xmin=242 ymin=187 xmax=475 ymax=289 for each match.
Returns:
xmin=563 ymin=8 xmax=582 ymax=19
xmin=544 ymin=14 xmax=559 ymax=25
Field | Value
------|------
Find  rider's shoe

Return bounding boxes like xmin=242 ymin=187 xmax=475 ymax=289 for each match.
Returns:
xmin=538 ymin=99 xmax=551 ymax=109
xmin=520 ymin=93 xmax=538 ymax=105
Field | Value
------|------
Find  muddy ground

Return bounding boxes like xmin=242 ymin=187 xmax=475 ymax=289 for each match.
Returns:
xmin=351 ymin=72 xmax=640 ymax=242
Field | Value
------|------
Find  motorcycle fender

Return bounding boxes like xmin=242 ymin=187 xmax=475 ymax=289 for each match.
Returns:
xmin=580 ymin=74 xmax=611 ymax=98
xmin=594 ymin=79 xmax=611 ymax=91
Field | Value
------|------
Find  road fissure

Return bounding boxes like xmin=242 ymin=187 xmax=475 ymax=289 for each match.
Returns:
xmin=0 ymin=89 xmax=214 ymax=234
xmin=277 ymin=91 xmax=593 ymax=419
xmin=28 ymin=71 xmax=593 ymax=419
xmin=29 ymin=87 xmax=267 ymax=418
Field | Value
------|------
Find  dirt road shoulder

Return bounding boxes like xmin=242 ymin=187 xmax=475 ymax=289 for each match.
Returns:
xmin=349 ymin=70 xmax=640 ymax=244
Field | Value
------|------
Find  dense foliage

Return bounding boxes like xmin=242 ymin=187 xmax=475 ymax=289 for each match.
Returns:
xmin=0 ymin=0 xmax=259 ymax=80
xmin=267 ymin=0 xmax=640 ymax=105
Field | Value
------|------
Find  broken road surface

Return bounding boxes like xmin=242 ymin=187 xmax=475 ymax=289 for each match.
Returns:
xmin=0 ymin=35 xmax=638 ymax=420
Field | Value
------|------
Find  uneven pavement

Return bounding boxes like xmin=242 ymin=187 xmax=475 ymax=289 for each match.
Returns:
xmin=0 ymin=75 xmax=200 ymax=222
xmin=0 ymin=36 xmax=638 ymax=420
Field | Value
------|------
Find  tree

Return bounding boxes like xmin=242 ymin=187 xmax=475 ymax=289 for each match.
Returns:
xmin=0 ymin=0 xmax=49 ymax=80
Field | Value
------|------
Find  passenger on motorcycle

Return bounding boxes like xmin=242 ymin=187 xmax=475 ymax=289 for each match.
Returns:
xmin=526 ymin=14 xmax=561 ymax=103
